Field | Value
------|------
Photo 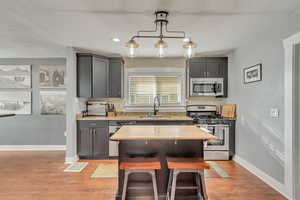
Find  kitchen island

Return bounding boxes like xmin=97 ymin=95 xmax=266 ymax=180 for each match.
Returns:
xmin=110 ymin=125 xmax=216 ymax=200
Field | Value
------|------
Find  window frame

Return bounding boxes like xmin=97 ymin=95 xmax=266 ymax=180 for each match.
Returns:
xmin=124 ymin=67 xmax=186 ymax=111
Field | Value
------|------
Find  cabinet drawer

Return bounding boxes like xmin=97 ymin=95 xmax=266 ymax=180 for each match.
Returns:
xmin=78 ymin=120 xmax=108 ymax=128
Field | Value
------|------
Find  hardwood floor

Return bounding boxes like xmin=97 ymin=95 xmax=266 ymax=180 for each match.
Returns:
xmin=0 ymin=151 xmax=286 ymax=200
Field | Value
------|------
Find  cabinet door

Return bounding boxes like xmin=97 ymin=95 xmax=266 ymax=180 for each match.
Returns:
xmin=206 ymin=62 xmax=222 ymax=77
xmin=109 ymin=59 xmax=123 ymax=97
xmin=189 ymin=61 xmax=206 ymax=77
xmin=77 ymin=128 xmax=93 ymax=158
xmin=77 ymin=55 xmax=92 ymax=98
xmin=220 ymin=61 xmax=228 ymax=97
xmin=93 ymin=127 xmax=109 ymax=158
xmin=93 ymin=57 xmax=109 ymax=98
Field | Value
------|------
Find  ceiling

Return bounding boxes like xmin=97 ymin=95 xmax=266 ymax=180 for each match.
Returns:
xmin=0 ymin=0 xmax=300 ymax=57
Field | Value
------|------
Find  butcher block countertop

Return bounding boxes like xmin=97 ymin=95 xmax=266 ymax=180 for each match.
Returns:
xmin=76 ymin=113 xmax=192 ymax=121
xmin=110 ymin=125 xmax=216 ymax=141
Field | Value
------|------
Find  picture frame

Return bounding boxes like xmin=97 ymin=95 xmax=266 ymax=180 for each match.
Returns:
xmin=0 ymin=65 xmax=31 ymax=88
xmin=39 ymin=65 xmax=65 ymax=88
xmin=0 ymin=91 xmax=32 ymax=115
xmin=243 ymin=64 xmax=262 ymax=84
xmin=40 ymin=90 xmax=66 ymax=115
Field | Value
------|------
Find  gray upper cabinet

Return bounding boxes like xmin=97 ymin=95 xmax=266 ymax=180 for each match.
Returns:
xmin=188 ymin=57 xmax=228 ymax=97
xmin=189 ymin=57 xmax=227 ymax=78
xmin=109 ymin=58 xmax=123 ymax=98
xmin=77 ymin=53 xmax=123 ymax=98
xmin=77 ymin=55 xmax=93 ymax=98
xmin=189 ymin=62 xmax=206 ymax=77
xmin=206 ymin=62 xmax=223 ymax=77
xmin=92 ymin=56 xmax=109 ymax=98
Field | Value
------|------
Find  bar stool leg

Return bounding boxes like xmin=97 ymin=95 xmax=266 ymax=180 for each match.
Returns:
xmin=122 ymin=171 xmax=130 ymax=200
xmin=198 ymin=171 xmax=208 ymax=200
xmin=166 ymin=169 xmax=173 ymax=200
xmin=150 ymin=170 xmax=159 ymax=200
xmin=170 ymin=170 xmax=179 ymax=200
xmin=195 ymin=172 xmax=202 ymax=200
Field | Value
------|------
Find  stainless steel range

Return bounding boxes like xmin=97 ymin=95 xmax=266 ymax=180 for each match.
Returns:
xmin=187 ymin=105 xmax=234 ymax=160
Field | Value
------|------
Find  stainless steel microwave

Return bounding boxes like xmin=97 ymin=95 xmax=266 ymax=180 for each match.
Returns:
xmin=190 ymin=78 xmax=224 ymax=96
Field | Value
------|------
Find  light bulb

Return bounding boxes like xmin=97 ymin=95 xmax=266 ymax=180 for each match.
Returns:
xmin=158 ymin=47 xmax=165 ymax=57
xmin=125 ymin=39 xmax=139 ymax=57
xmin=186 ymin=47 xmax=193 ymax=58
xmin=155 ymin=39 xmax=168 ymax=57
xmin=129 ymin=46 xmax=135 ymax=57
xmin=183 ymin=40 xmax=197 ymax=58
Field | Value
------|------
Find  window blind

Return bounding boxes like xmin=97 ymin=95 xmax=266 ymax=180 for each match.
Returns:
xmin=128 ymin=76 xmax=181 ymax=105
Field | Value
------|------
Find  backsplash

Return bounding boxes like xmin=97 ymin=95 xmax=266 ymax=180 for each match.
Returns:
xmin=76 ymin=97 xmax=223 ymax=113
xmin=187 ymin=96 xmax=223 ymax=106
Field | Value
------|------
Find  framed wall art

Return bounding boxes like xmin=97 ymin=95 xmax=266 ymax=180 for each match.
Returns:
xmin=40 ymin=91 xmax=66 ymax=115
xmin=0 ymin=91 xmax=32 ymax=115
xmin=0 ymin=65 xmax=31 ymax=88
xmin=39 ymin=65 xmax=65 ymax=88
xmin=244 ymin=64 xmax=262 ymax=84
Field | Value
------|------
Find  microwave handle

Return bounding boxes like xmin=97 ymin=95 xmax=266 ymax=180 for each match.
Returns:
xmin=213 ymin=82 xmax=217 ymax=94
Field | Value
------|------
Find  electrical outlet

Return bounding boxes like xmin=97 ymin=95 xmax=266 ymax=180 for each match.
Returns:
xmin=270 ymin=108 xmax=279 ymax=118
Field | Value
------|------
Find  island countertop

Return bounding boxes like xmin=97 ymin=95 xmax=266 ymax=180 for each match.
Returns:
xmin=110 ymin=125 xmax=216 ymax=141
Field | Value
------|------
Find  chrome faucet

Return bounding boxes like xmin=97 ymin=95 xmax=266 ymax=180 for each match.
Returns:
xmin=153 ymin=96 xmax=160 ymax=116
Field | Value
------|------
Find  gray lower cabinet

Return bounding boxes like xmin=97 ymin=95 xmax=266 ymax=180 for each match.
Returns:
xmin=77 ymin=121 xmax=109 ymax=159
xmin=77 ymin=127 xmax=92 ymax=158
xmin=93 ymin=127 xmax=109 ymax=158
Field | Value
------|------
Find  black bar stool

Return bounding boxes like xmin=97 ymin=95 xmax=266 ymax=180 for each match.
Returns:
xmin=120 ymin=157 xmax=161 ymax=200
xmin=166 ymin=157 xmax=210 ymax=200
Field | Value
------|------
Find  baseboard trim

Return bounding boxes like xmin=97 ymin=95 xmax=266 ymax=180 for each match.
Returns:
xmin=0 ymin=145 xmax=66 ymax=151
xmin=65 ymin=155 xmax=79 ymax=164
xmin=233 ymin=155 xmax=290 ymax=199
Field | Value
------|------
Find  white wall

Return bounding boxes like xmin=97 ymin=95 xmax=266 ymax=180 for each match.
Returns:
xmin=295 ymin=43 xmax=300 ymax=200
xmin=0 ymin=44 xmax=66 ymax=58
xmin=227 ymin=11 xmax=300 ymax=186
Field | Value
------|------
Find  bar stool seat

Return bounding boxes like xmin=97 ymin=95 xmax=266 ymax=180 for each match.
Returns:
xmin=166 ymin=157 xmax=210 ymax=200
xmin=120 ymin=157 xmax=161 ymax=200
xmin=120 ymin=157 xmax=161 ymax=170
xmin=167 ymin=157 xmax=210 ymax=170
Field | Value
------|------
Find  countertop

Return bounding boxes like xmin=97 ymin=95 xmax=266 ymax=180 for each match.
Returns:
xmin=0 ymin=114 xmax=15 ymax=118
xmin=110 ymin=125 xmax=216 ymax=141
xmin=76 ymin=113 xmax=193 ymax=121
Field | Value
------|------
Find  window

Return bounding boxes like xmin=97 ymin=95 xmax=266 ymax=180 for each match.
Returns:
xmin=128 ymin=76 xmax=181 ymax=106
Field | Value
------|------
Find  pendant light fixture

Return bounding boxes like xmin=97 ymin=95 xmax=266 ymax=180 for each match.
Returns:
xmin=154 ymin=39 xmax=168 ymax=57
xmin=126 ymin=10 xmax=197 ymax=58
xmin=125 ymin=39 xmax=139 ymax=57
xmin=183 ymin=40 xmax=197 ymax=58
